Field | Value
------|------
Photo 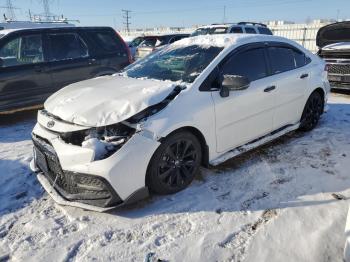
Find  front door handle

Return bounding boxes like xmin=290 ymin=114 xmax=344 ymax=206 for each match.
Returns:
xmin=34 ymin=65 xmax=45 ymax=73
xmin=300 ymin=73 xmax=309 ymax=79
xmin=264 ymin=85 xmax=276 ymax=92
xmin=88 ymin=58 xmax=97 ymax=66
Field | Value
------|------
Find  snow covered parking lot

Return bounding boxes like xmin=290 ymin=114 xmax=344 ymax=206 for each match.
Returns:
xmin=1 ymin=93 xmax=350 ymax=262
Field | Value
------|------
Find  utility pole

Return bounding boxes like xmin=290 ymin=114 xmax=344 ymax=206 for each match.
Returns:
xmin=42 ymin=0 xmax=51 ymax=20
xmin=0 ymin=0 xmax=19 ymax=21
xmin=223 ymin=5 xmax=226 ymax=23
xmin=122 ymin=9 xmax=131 ymax=34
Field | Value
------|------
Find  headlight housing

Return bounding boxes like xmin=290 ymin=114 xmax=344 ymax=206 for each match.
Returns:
xmin=60 ymin=123 xmax=136 ymax=161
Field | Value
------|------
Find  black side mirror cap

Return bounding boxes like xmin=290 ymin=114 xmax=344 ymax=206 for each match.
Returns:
xmin=222 ymin=74 xmax=250 ymax=91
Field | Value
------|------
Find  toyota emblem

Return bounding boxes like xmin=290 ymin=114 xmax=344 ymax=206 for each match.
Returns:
xmin=47 ymin=120 xmax=55 ymax=128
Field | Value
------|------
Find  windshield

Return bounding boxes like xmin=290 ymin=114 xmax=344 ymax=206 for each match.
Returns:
xmin=122 ymin=44 xmax=223 ymax=83
xmin=138 ymin=36 xmax=170 ymax=48
xmin=0 ymin=34 xmax=4 ymax=39
xmin=191 ymin=27 xmax=229 ymax=36
xmin=129 ymin=37 xmax=144 ymax=47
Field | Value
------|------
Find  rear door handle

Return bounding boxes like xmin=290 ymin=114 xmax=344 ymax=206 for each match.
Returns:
xmin=300 ymin=73 xmax=309 ymax=79
xmin=264 ymin=85 xmax=276 ymax=92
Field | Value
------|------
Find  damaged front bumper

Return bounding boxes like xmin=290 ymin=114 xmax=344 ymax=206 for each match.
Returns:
xmin=30 ymin=120 xmax=161 ymax=212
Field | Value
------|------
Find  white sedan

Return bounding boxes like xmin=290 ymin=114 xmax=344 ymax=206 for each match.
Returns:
xmin=30 ymin=34 xmax=330 ymax=211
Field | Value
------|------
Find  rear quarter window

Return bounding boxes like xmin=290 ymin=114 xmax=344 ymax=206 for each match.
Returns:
xmin=88 ymin=30 xmax=126 ymax=54
xmin=258 ymin=27 xmax=273 ymax=35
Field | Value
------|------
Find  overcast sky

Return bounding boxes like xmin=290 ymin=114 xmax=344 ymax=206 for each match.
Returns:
xmin=3 ymin=0 xmax=350 ymax=29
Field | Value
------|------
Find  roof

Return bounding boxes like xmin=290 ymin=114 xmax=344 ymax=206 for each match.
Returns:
xmin=197 ymin=22 xmax=267 ymax=29
xmin=0 ymin=26 xmax=115 ymax=37
xmin=172 ymin=34 xmax=300 ymax=49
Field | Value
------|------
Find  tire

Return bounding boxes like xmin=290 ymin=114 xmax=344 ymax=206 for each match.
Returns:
xmin=299 ymin=91 xmax=324 ymax=132
xmin=147 ymin=131 xmax=202 ymax=195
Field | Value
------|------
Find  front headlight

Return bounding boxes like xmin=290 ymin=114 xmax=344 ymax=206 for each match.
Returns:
xmin=60 ymin=123 xmax=136 ymax=161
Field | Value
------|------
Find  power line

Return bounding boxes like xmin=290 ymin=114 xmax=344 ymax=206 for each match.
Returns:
xmin=0 ymin=0 xmax=20 ymax=20
xmin=122 ymin=9 xmax=131 ymax=33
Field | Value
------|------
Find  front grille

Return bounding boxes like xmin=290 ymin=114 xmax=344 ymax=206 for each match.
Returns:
xmin=327 ymin=64 xmax=350 ymax=75
xmin=32 ymin=135 xmax=122 ymax=207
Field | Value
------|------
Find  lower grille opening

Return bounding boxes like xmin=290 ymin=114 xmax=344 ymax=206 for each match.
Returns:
xmin=32 ymin=134 xmax=122 ymax=208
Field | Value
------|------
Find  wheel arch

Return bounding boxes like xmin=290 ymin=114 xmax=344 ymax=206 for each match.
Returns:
xmin=158 ymin=126 xmax=210 ymax=167
xmin=145 ymin=125 xmax=210 ymax=189
xmin=311 ymin=87 xmax=326 ymax=113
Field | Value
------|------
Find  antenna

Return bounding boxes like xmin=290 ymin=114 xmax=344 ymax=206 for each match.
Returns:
xmin=122 ymin=9 xmax=131 ymax=33
xmin=0 ymin=0 xmax=20 ymax=21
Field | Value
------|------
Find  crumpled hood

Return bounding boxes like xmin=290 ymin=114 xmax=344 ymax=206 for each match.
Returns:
xmin=322 ymin=42 xmax=350 ymax=51
xmin=44 ymin=75 xmax=177 ymax=127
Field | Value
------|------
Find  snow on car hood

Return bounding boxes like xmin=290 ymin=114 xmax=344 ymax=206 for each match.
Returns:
xmin=322 ymin=42 xmax=350 ymax=51
xmin=44 ymin=75 xmax=178 ymax=127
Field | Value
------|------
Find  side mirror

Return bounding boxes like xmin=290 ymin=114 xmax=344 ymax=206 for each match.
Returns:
xmin=220 ymin=75 xmax=250 ymax=97
xmin=223 ymin=74 xmax=250 ymax=91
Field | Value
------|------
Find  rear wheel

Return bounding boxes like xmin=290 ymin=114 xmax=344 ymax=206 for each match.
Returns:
xmin=147 ymin=131 xmax=202 ymax=195
xmin=299 ymin=91 xmax=324 ymax=131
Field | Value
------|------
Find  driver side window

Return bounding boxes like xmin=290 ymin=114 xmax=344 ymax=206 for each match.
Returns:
xmin=221 ymin=48 xmax=268 ymax=82
xmin=0 ymin=34 xmax=44 ymax=67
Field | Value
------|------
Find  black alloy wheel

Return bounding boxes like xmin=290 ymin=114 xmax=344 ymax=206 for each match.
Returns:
xmin=147 ymin=131 xmax=202 ymax=194
xmin=299 ymin=91 xmax=324 ymax=131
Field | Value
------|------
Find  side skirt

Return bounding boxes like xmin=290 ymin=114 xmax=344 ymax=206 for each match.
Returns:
xmin=210 ymin=123 xmax=300 ymax=166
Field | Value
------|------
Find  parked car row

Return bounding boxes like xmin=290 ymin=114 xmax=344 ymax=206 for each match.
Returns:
xmin=1 ymin=19 xmax=349 ymax=213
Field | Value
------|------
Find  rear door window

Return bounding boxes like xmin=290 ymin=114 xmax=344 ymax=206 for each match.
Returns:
xmin=268 ymin=47 xmax=296 ymax=74
xmin=211 ymin=27 xmax=228 ymax=34
xmin=245 ymin=27 xmax=257 ymax=34
xmin=230 ymin=27 xmax=243 ymax=33
xmin=0 ymin=34 xmax=44 ymax=67
xmin=139 ymin=38 xmax=157 ymax=47
xmin=88 ymin=30 xmax=125 ymax=53
xmin=49 ymin=33 xmax=88 ymax=61
xmin=222 ymin=47 xmax=268 ymax=82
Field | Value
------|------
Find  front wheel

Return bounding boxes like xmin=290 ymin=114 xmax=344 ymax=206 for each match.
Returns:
xmin=147 ymin=131 xmax=202 ymax=195
xmin=299 ymin=91 xmax=324 ymax=131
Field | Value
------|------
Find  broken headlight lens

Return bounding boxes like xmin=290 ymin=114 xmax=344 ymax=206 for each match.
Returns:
xmin=60 ymin=123 xmax=136 ymax=161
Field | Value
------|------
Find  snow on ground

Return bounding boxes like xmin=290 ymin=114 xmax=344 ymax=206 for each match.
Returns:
xmin=1 ymin=93 xmax=350 ymax=262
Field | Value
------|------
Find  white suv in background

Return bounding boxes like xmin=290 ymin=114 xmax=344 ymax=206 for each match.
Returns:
xmin=30 ymin=34 xmax=329 ymax=211
xmin=191 ymin=22 xmax=273 ymax=36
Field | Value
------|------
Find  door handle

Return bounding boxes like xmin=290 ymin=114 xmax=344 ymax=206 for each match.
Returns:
xmin=300 ymin=73 xmax=309 ymax=79
xmin=88 ymin=58 xmax=97 ymax=65
xmin=264 ymin=86 xmax=276 ymax=92
xmin=34 ymin=65 xmax=45 ymax=73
